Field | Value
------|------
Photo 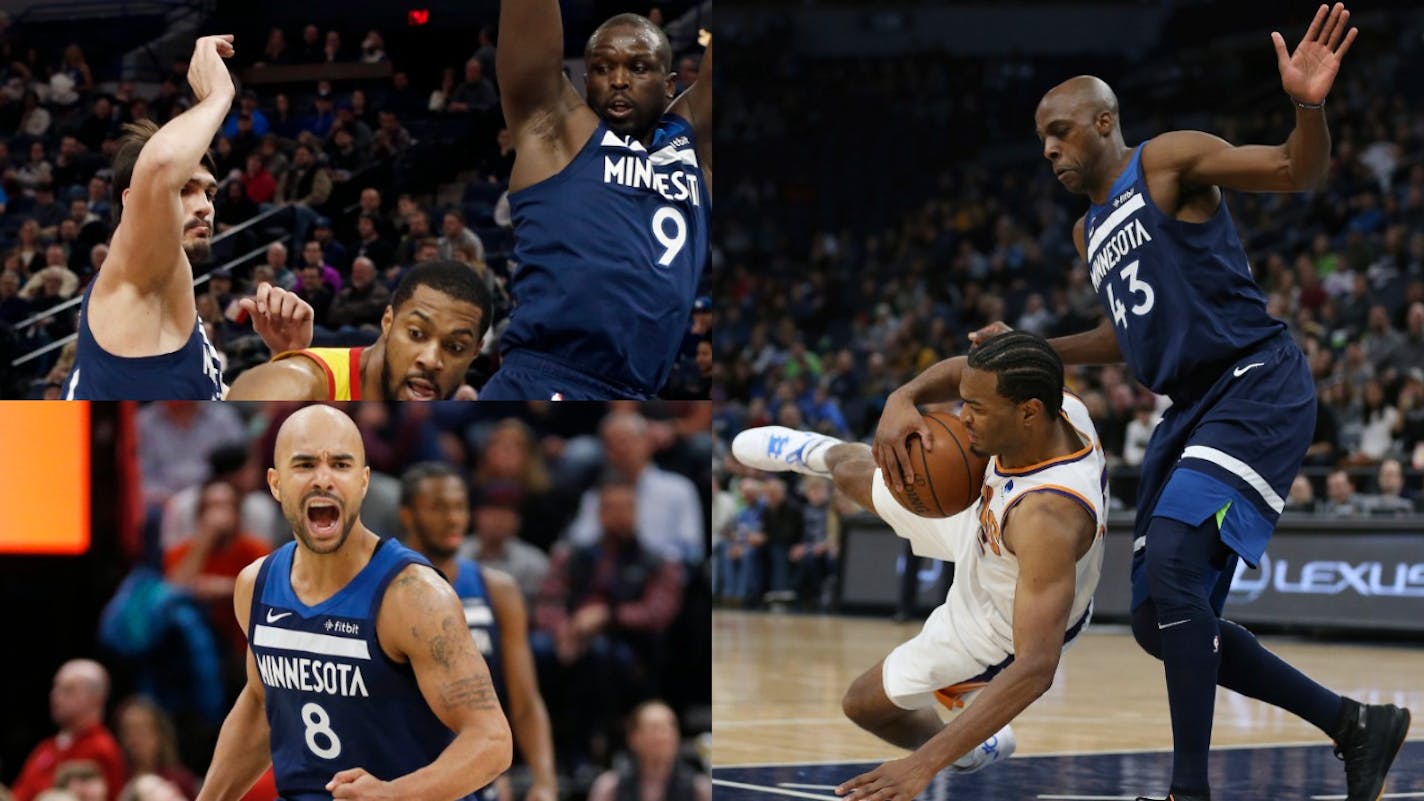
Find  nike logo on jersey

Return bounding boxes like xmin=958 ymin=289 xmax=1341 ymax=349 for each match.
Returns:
xmin=1157 ymin=619 xmax=1191 ymax=630
xmin=1233 ymin=362 xmax=1265 ymax=377
xmin=266 ymin=610 xmax=293 ymax=623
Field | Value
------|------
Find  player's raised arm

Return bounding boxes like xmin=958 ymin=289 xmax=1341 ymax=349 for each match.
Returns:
xmin=108 ymin=35 xmax=234 ymax=292
xmin=668 ymin=34 xmax=712 ymax=186
xmin=497 ymin=0 xmax=581 ymax=137
xmin=342 ymin=566 xmax=512 ymax=801
xmin=1149 ymin=3 xmax=1356 ymax=194
xmin=195 ymin=558 xmax=274 ymax=801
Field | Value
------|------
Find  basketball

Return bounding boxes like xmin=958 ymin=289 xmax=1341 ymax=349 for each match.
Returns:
xmin=886 ymin=411 xmax=989 ymax=518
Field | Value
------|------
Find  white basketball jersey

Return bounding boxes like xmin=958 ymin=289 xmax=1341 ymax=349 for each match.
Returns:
xmin=946 ymin=392 xmax=1109 ymax=654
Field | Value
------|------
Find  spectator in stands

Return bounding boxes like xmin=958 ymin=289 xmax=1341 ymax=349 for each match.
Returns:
xmin=674 ymin=55 xmax=700 ymax=95
xmin=296 ymin=23 xmax=323 ymax=64
xmin=312 ymin=218 xmax=348 ymax=273
xmin=587 ymin=701 xmax=711 ymax=801
xmin=0 ymin=268 xmax=27 ymax=325
xmin=331 ymin=101 xmax=372 ymax=151
xmin=51 ymin=761 xmax=106 ymax=801
xmin=371 ymin=110 xmax=412 ymax=159
xmin=359 ymin=30 xmax=387 ymax=64
xmin=472 ymin=25 xmax=498 ymax=83
xmin=159 ymin=440 xmax=282 ymax=551
xmin=348 ymin=88 xmax=375 ymax=129
xmin=534 ymin=478 xmax=685 ymax=768
xmin=386 ymin=69 xmax=424 ymax=118
xmin=1370 ymin=458 xmax=1417 ymax=514
xmin=448 ymin=58 xmax=498 ymax=114
xmin=1347 ymin=378 xmax=1399 ymax=465
xmin=1284 ymin=474 xmax=1316 ymax=514
xmin=790 ymin=476 xmax=836 ymax=609
xmin=18 ymin=89 xmax=50 ymax=137
xmin=351 ymin=212 xmax=394 ymax=272
xmin=326 ymin=126 xmax=366 ymax=182
xmin=221 ymin=90 xmax=268 ymax=139
xmin=163 ymin=478 xmax=272 ymax=656
xmin=241 ymin=153 xmax=276 ymax=205
xmin=114 ymin=775 xmax=183 ymax=801
xmin=215 ymin=179 xmax=258 ymax=233
xmin=59 ymin=44 xmax=94 ymax=96
xmin=16 ymin=140 xmax=52 ymax=193
xmin=295 ymin=263 xmax=334 ymax=326
xmin=269 ymin=93 xmax=302 ymax=140
xmin=52 ymin=137 xmax=96 ymax=189
xmin=275 ymin=144 xmax=332 ymax=253
xmin=464 ymin=479 xmax=550 ymax=606
xmin=113 ymin=697 xmax=198 ymax=799
xmin=303 ymin=88 xmax=336 ymax=137
xmin=394 ymin=210 xmax=433 ymax=266
xmin=321 ymin=29 xmax=345 ymax=63
xmin=32 ymin=183 xmax=66 ymax=234
xmin=1322 ymin=469 xmax=1366 ymax=516
xmin=262 ymin=242 xmax=297 ymax=291
xmin=1382 ymin=302 xmax=1424 ymax=381
xmin=76 ymin=96 xmax=115 ymax=151
xmin=714 ymin=478 xmax=764 ymax=604
xmin=758 ymin=477 xmax=802 ymax=601
xmin=566 ymin=411 xmax=705 ymax=563
xmin=258 ymin=26 xmax=289 ymax=66
xmin=438 ymin=209 xmax=484 ymax=264
xmin=471 ymin=418 xmax=560 ymax=550
xmin=326 ymin=255 xmax=389 ymax=332
xmin=9 ymin=660 xmax=126 ymax=801
xmin=299 ymin=239 xmax=342 ymax=292
xmin=137 ymin=401 xmax=244 ymax=508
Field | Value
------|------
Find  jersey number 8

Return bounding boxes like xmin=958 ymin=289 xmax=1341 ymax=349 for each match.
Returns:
xmin=302 ymin=702 xmax=342 ymax=759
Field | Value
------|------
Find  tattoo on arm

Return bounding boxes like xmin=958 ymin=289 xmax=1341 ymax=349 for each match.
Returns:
xmin=440 ymin=674 xmax=500 ymax=711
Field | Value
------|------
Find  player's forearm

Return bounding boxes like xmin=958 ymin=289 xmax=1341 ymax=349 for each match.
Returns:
xmin=1047 ymin=316 xmax=1122 ymax=365
xmin=195 ymin=689 xmax=272 ymax=801
xmin=1282 ymin=106 xmax=1331 ymax=191
xmin=916 ymin=659 xmax=1055 ymax=772
xmin=893 ymin=355 xmax=966 ymax=405
xmin=510 ymin=694 xmax=558 ymax=792
xmin=138 ymin=91 xmax=232 ymax=189
xmin=389 ymin=722 xmax=513 ymax=801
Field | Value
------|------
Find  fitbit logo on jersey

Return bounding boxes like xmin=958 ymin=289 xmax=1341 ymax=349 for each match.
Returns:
xmin=603 ymin=157 xmax=702 ymax=206
xmin=325 ymin=619 xmax=359 ymax=635
xmin=1229 ymin=554 xmax=1424 ymax=601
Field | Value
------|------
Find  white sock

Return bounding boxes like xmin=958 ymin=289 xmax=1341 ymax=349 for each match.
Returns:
xmin=802 ymin=436 xmax=841 ymax=474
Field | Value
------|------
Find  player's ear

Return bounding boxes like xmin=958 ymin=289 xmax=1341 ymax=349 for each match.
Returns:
xmin=1021 ymin=398 xmax=1045 ymax=425
xmin=666 ymin=72 xmax=676 ymax=101
xmin=360 ymin=465 xmax=370 ymax=500
xmin=267 ymin=466 xmax=280 ymax=501
xmin=380 ymin=305 xmax=393 ymax=337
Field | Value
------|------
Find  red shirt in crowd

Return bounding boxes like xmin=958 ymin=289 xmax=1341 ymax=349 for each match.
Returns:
xmin=11 ymin=721 xmax=127 ymax=801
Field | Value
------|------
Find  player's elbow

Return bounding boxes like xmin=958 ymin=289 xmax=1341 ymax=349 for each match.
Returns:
xmin=1017 ymin=654 xmax=1059 ymax=698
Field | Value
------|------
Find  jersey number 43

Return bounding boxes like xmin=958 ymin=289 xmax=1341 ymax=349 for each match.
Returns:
xmin=1106 ymin=260 xmax=1155 ymax=328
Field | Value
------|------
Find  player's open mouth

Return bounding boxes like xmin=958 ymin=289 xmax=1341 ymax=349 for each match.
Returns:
xmin=1055 ymin=168 xmax=1073 ymax=181
xmin=305 ymin=498 xmax=341 ymax=537
xmin=404 ymin=377 xmax=437 ymax=400
xmin=607 ymin=98 xmax=634 ymax=119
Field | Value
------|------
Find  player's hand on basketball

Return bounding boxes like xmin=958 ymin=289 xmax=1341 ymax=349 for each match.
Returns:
xmin=188 ymin=35 xmax=236 ymax=103
xmin=967 ymin=321 xmax=1013 ymax=348
xmin=836 ymin=754 xmax=934 ymax=801
xmin=242 ymin=282 xmax=314 ymax=355
xmin=326 ymin=768 xmax=396 ymax=800
xmin=1272 ymin=3 xmax=1357 ymax=105
xmin=874 ymin=392 xmax=932 ymax=493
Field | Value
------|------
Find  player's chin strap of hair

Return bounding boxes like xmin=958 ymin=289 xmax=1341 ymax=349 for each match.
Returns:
xmin=1291 ymin=95 xmax=1325 ymax=110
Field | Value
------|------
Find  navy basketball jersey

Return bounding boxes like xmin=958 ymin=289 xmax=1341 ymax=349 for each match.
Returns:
xmin=65 ymin=282 xmax=223 ymax=400
xmin=453 ymin=559 xmax=505 ymax=707
xmin=1083 ymin=143 xmax=1284 ymax=398
xmin=251 ymin=539 xmax=480 ymax=801
xmin=503 ymin=113 xmax=710 ymax=395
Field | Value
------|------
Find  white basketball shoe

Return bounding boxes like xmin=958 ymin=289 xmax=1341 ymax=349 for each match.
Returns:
xmin=731 ymin=426 xmax=842 ymax=477
xmin=949 ymin=725 xmax=1016 ymax=773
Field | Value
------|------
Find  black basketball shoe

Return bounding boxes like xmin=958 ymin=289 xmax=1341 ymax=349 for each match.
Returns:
xmin=1333 ymin=697 xmax=1412 ymax=801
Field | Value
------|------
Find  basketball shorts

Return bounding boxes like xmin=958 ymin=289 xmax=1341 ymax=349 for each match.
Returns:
xmin=1130 ymin=331 xmax=1316 ymax=610
xmin=480 ymin=351 xmax=652 ymax=400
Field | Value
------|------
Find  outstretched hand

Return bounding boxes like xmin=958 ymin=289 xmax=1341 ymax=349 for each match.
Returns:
xmin=239 ymin=282 xmax=314 ymax=356
xmin=1271 ymin=3 xmax=1357 ymax=106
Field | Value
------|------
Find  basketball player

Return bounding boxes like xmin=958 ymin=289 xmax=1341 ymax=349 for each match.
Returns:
xmin=875 ymin=7 xmax=1410 ymax=800
xmin=485 ymin=4 xmax=711 ymax=399
xmin=226 ymin=261 xmax=492 ymax=400
xmin=194 ymin=405 xmax=512 ymax=801
xmin=64 ymin=35 xmax=313 ymax=400
xmin=399 ymin=463 xmax=558 ymax=801
xmin=735 ymin=332 xmax=1108 ymax=801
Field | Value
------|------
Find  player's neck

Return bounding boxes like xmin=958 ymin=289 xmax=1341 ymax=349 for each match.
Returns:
xmin=359 ymin=340 xmax=384 ymax=399
xmin=291 ymin=527 xmax=379 ymax=602
xmin=995 ymin=417 xmax=1080 ymax=470
xmin=1087 ymin=144 xmax=1136 ymax=205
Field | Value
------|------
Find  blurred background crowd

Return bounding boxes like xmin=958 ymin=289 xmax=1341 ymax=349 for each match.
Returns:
xmin=710 ymin=1 xmax=1424 ymax=609
xmin=0 ymin=0 xmax=713 ymax=399
xmin=1 ymin=400 xmax=712 ymax=801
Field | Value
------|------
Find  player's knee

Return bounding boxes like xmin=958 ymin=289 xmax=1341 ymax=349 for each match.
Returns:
xmin=831 ymin=458 xmax=874 ymax=505
xmin=1130 ymin=602 xmax=1164 ymax=660
xmin=841 ymin=672 xmax=886 ymax=728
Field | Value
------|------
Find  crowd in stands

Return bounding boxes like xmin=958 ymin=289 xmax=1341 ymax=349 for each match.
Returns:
xmin=710 ymin=11 xmax=1424 ymax=608
xmin=0 ymin=6 xmax=712 ymax=398
xmin=3 ymin=400 xmax=712 ymax=801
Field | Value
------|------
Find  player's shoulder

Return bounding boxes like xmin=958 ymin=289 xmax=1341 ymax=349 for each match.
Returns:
xmin=228 ymin=353 xmax=329 ymax=401
xmin=386 ymin=561 xmax=462 ymax=611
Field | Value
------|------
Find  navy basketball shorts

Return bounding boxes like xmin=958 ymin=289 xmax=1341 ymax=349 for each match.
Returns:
xmin=479 ymin=351 xmax=653 ymax=400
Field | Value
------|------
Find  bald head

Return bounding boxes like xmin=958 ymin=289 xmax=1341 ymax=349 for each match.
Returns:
xmin=1041 ymin=75 xmax=1119 ymax=120
xmin=274 ymin=405 xmax=366 ymax=467
xmin=586 ymin=13 xmax=671 ymax=72
xmin=51 ymin=659 xmax=108 ymax=731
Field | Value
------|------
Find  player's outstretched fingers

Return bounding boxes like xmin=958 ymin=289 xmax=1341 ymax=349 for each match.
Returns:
xmin=835 ymin=767 xmax=878 ymax=798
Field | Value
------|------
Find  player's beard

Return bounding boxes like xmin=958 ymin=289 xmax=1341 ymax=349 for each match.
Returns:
xmin=411 ymin=521 xmax=460 ymax=561
xmin=184 ymin=237 xmax=212 ymax=265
